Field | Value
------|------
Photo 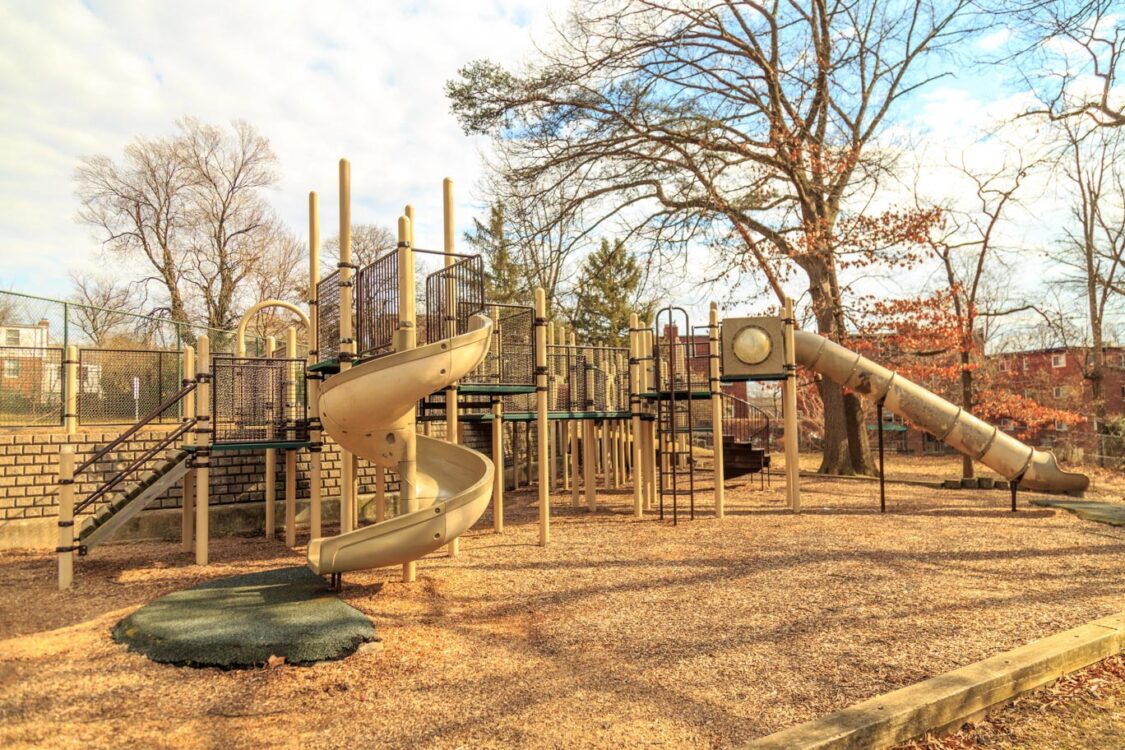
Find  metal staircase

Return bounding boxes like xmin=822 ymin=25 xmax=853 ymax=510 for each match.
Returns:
xmin=720 ymin=393 xmax=772 ymax=485
xmin=65 ymin=380 xmax=199 ymax=554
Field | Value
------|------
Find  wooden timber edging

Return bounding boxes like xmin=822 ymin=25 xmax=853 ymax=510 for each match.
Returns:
xmin=744 ymin=611 xmax=1125 ymax=750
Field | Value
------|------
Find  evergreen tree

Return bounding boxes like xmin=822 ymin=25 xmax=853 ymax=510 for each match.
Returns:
xmin=571 ymin=238 xmax=653 ymax=345
xmin=464 ymin=203 xmax=526 ymax=304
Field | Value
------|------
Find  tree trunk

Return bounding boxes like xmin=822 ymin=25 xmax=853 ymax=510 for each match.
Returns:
xmin=802 ymin=257 xmax=874 ymax=476
xmin=960 ymin=350 xmax=974 ymax=479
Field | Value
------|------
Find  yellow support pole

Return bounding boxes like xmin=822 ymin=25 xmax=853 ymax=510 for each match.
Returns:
xmin=195 ymin=334 xmax=210 ymax=565
xmin=546 ymin=320 xmax=557 ymax=491
xmin=338 ymin=159 xmax=355 ymax=535
xmin=783 ymin=297 xmax=801 ymax=512
xmin=443 ymin=178 xmax=461 ymax=557
xmin=397 ymin=214 xmax=418 ymax=583
xmin=492 ymin=398 xmax=504 ymax=532
xmin=285 ymin=326 xmax=297 ymax=547
xmin=376 ymin=468 xmax=386 ymax=522
xmin=630 ymin=312 xmax=642 ymax=515
xmin=181 ymin=344 xmax=195 ymax=552
xmin=57 ymin=445 xmax=75 ymax=590
xmin=308 ymin=191 xmax=323 ymax=540
xmin=264 ymin=335 xmax=277 ymax=538
xmin=535 ymin=288 xmax=549 ymax=546
xmin=709 ymin=303 xmax=726 ymax=519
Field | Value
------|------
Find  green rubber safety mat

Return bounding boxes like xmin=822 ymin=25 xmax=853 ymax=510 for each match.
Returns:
xmin=1030 ymin=498 xmax=1125 ymax=527
xmin=113 ymin=566 xmax=376 ymax=668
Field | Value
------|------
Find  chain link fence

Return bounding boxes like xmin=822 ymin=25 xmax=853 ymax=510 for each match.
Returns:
xmin=0 ymin=289 xmax=266 ymax=427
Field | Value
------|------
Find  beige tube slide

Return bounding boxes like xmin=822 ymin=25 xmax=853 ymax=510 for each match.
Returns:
xmin=307 ymin=314 xmax=495 ymax=575
xmin=794 ymin=331 xmax=1088 ymax=495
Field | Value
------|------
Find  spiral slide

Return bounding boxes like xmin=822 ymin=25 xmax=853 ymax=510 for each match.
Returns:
xmin=795 ymin=331 xmax=1089 ymax=495
xmin=306 ymin=314 xmax=496 ymax=575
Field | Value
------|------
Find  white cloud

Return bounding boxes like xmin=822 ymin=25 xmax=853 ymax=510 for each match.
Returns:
xmin=0 ymin=0 xmax=562 ymax=297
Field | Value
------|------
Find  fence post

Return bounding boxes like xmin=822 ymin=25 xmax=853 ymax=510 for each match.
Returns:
xmin=63 ymin=345 xmax=78 ymax=434
xmin=194 ymin=335 xmax=211 ymax=565
xmin=57 ymin=445 xmax=75 ymax=590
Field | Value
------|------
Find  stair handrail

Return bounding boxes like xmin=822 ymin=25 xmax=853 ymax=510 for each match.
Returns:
xmin=75 ymin=380 xmax=198 ymax=476
xmin=719 ymin=392 xmax=772 ymax=451
xmin=74 ymin=418 xmax=197 ymax=516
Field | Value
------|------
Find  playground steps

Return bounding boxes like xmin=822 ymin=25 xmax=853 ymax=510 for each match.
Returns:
xmin=723 ymin=439 xmax=770 ymax=479
xmin=78 ymin=450 xmax=191 ymax=550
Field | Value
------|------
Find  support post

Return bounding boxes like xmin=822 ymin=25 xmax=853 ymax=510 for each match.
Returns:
xmin=630 ymin=314 xmax=643 ymax=517
xmin=1011 ymin=474 xmax=1021 ymax=512
xmin=195 ymin=335 xmax=211 ymax=565
xmin=547 ymin=320 xmax=557 ymax=491
xmin=709 ymin=303 xmax=725 ymax=518
xmin=877 ymin=398 xmax=886 ymax=514
xmin=308 ymin=191 xmax=323 ymax=540
xmin=285 ymin=327 xmax=298 ymax=546
xmin=264 ymin=335 xmax=277 ymax=538
xmin=181 ymin=344 xmax=195 ymax=552
xmin=64 ymin=345 xmax=78 ymax=435
xmin=57 ymin=445 xmax=75 ymax=590
xmin=443 ymin=178 xmax=460 ymax=557
xmin=338 ymin=159 xmax=356 ymax=535
xmin=534 ymin=288 xmax=550 ymax=546
xmin=782 ymin=298 xmax=801 ymax=513
xmin=375 ymin=467 xmax=386 ymax=522
xmin=397 ymin=213 xmax=418 ymax=583
xmin=492 ymin=397 xmax=504 ymax=532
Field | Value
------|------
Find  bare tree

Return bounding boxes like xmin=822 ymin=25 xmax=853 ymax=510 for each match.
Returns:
xmin=1005 ymin=1 xmax=1123 ymax=128
xmin=244 ymin=226 xmax=308 ymax=342
xmin=925 ymin=156 xmax=1035 ymax=478
xmin=178 ymin=118 xmax=280 ymax=330
xmin=75 ymin=136 xmax=193 ymax=331
xmin=448 ymin=0 xmax=982 ymax=474
xmin=67 ymin=272 xmax=143 ymax=345
xmin=75 ymin=118 xmax=284 ymax=337
xmin=323 ymin=224 xmax=397 ymax=270
xmin=1051 ymin=119 xmax=1125 ymax=449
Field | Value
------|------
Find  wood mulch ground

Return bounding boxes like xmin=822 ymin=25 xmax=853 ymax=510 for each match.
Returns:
xmin=1 ymin=455 xmax=1123 ymax=749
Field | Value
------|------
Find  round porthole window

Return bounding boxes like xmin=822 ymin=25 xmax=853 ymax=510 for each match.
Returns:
xmin=732 ymin=325 xmax=772 ymax=365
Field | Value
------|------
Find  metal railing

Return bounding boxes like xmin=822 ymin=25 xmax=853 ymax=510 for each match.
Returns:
xmin=72 ymin=380 xmax=199 ymax=516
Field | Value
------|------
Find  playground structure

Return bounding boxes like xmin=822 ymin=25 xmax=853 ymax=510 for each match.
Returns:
xmin=53 ymin=158 xmax=1090 ymax=590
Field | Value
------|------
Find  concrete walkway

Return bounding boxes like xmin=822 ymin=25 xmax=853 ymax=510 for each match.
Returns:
xmin=113 ymin=566 xmax=376 ymax=668
xmin=1031 ymin=498 xmax=1125 ymax=527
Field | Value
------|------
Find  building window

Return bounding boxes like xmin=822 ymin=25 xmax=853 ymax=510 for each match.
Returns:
xmin=999 ymin=358 xmax=1011 ymax=372
xmin=3 ymin=329 xmax=19 ymax=346
xmin=1055 ymin=419 xmax=1068 ymax=431
xmin=1052 ymin=352 xmax=1066 ymax=368
xmin=3 ymin=360 xmax=19 ymax=379
xmin=1022 ymin=357 xmax=1029 ymax=372
xmin=1000 ymin=418 xmax=1014 ymax=429
xmin=1053 ymin=386 xmax=1064 ymax=399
